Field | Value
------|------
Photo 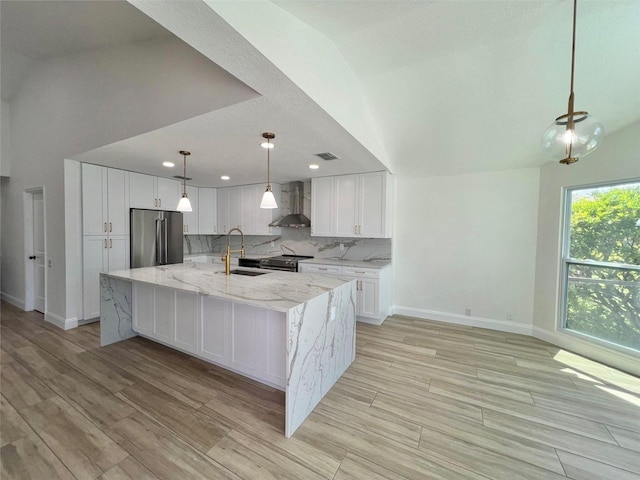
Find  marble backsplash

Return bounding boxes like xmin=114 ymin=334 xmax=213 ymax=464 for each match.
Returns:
xmin=184 ymin=229 xmax=391 ymax=263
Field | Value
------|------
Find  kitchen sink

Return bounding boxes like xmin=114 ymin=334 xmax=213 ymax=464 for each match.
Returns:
xmin=229 ymin=269 xmax=270 ymax=277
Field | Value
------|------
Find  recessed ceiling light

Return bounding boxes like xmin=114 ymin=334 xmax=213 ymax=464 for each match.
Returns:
xmin=309 ymin=164 xmax=319 ymax=170
xmin=221 ymin=175 xmax=230 ymax=181
xmin=163 ymin=161 xmax=175 ymax=168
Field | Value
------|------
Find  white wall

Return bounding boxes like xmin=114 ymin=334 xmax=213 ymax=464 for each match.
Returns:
xmin=393 ymin=168 xmax=540 ymax=334
xmin=533 ymin=121 xmax=640 ymax=374
xmin=0 ymin=37 xmax=258 ymax=324
xmin=1 ymin=100 xmax=10 ymax=177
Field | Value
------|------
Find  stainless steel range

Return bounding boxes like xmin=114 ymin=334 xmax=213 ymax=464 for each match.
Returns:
xmin=259 ymin=255 xmax=314 ymax=272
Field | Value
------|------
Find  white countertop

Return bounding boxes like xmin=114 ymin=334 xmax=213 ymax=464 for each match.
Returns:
xmin=104 ymin=263 xmax=353 ymax=312
xmin=298 ymin=258 xmax=391 ymax=269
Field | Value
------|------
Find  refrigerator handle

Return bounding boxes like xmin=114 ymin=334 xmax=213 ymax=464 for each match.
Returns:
xmin=155 ymin=218 xmax=162 ymax=265
xmin=163 ymin=218 xmax=168 ymax=265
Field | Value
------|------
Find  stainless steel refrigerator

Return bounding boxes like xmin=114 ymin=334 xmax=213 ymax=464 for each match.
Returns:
xmin=130 ymin=209 xmax=184 ymax=268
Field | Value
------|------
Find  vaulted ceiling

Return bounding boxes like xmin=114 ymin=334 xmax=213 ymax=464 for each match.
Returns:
xmin=2 ymin=0 xmax=639 ymax=185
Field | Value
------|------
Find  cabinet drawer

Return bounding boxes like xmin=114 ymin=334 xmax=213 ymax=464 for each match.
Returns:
xmin=299 ymin=264 xmax=342 ymax=275
xmin=342 ymin=266 xmax=380 ymax=278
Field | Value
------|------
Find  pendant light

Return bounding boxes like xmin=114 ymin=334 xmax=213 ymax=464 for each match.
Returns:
xmin=260 ymin=132 xmax=278 ymax=209
xmin=176 ymin=150 xmax=192 ymax=212
xmin=541 ymin=0 xmax=603 ymax=165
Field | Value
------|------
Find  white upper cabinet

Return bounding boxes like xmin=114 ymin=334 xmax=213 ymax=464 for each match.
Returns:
xmin=130 ymin=172 xmax=180 ymax=211
xmin=82 ymin=164 xmax=129 ymax=236
xmin=182 ymin=186 xmax=198 ymax=234
xmin=218 ymin=184 xmax=281 ymax=236
xmin=157 ymin=177 xmax=181 ymax=210
xmin=129 ymin=172 xmax=156 ymax=209
xmin=107 ymin=169 xmax=130 ymax=235
xmin=198 ymin=188 xmax=217 ymax=235
xmin=311 ymin=176 xmax=334 ymax=236
xmin=311 ymin=171 xmax=392 ymax=238
xmin=334 ymin=175 xmax=359 ymax=237
xmin=358 ymin=172 xmax=392 ymax=238
xmin=217 ymin=188 xmax=230 ymax=234
xmin=227 ymin=187 xmax=243 ymax=231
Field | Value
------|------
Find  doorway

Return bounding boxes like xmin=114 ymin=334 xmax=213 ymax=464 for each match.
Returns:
xmin=24 ymin=188 xmax=46 ymax=313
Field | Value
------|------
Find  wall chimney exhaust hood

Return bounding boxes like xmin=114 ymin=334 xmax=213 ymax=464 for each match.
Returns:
xmin=270 ymin=181 xmax=311 ymax=228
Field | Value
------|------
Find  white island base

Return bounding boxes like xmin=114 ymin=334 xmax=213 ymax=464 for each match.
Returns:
xmin=100 ymin=263 xmax=356 ymax=437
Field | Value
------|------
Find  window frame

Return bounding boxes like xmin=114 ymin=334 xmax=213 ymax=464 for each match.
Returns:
xmin=559 ymin=178 xmax=640 ymax=355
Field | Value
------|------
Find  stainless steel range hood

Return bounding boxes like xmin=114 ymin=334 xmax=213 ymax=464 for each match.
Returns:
xmin=269 ymin=181 xmax=311 ymax=228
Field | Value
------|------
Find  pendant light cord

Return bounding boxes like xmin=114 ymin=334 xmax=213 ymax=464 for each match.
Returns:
xmin=566 ymin=0 xmax=578 ymax=159
xmin=183 ymin=153 xmax=187 ymax=195
xmin=267 ymin=139 xmax=271 ymax=188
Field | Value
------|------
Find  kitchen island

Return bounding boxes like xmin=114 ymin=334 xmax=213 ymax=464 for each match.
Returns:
xmin=99 ymin=262 xmax=356 ymax=437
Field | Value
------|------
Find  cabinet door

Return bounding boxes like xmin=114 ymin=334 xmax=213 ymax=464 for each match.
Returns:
xmin=358 ymin=278 xmax=380 ymax=319
xmin=334 ymin=175 xmax=358 ymax=237
xmin=107 ymin=169 xmax=130 ymax=235
xmin=230 ymin=303 xmax=259 ymax=377
xmin=227 ymin=187 xmax=243 ymax=231
xmin=157 ymin=177 xmax=180 ymax=211
xmin=153 ymin=286 xmax=174 ymax=343
xmin=107 ymin=235 xmax=130 ymax=272
xmin=198 ymin=188 xmax=217 ymax=235
xmin=133 ymin=282 xmax=154 ymax=335
xmin=82 ymin=235 xmax=108 ymax=320
xmin=311 ymin=177 xmax=334 ymax=236
xmin=217 ymin=188 xmax=229 ymax=234
xmin=174 ymin=291 xmax=198 ymax=354
xmin=182 ymin=186 xmax=198 ymax=234
xmin=241 ymin=185 xmax=255 ymax=234
xmin=199 ymin=296 xmax=230 ymax=365
xmin=129 ymin=172 xmax=156 ymax=209
xmin=82 ymin=164 xmax=107 ymax=236
xmin=359 ymin=172 xmax=387 ymax=238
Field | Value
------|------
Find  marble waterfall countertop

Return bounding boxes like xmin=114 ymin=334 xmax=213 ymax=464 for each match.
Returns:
xmin=298 ymin=258 xmax=391 ymax=269
xmin=104 ymin=262 xmax=353 ymax=312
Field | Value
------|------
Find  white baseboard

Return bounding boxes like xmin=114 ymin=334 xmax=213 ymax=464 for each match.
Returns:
xmin=356 ymin=316 xmax=385 ymax=326
xmin=1 ymin=292 xmax=25 ymax=310
xmin=391 ymin=305 xmax=533 ymax=336
xmin=45 ymin=312 xmax=78 ymax=331
xmin=532 ymin=327 xmax=640 ymax=377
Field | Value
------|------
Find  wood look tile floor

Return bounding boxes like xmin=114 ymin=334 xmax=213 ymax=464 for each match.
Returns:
xmin=1 ymin=301 xmax=639 ymax=480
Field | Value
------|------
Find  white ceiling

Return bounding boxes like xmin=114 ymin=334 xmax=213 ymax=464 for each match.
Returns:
xmin=275 ymin=0 xmax=640 ymax=176
xmin=3 ymin=0 xmax=639 ymax=183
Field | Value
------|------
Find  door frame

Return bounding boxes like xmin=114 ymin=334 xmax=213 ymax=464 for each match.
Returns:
xmin=23 ymin=187 xmax=47 ymax=312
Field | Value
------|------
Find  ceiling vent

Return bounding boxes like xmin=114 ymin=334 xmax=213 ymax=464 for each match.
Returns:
xmin=173 ymin=175 xmax=192 ymax=181
xmin=315 ymin=152 xmax=340 ymax=161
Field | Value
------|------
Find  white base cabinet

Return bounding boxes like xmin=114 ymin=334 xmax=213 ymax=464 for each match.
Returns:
xmin=132 ymin=284 xmax=286 ymax=389
xmin=298 ymin=263 xmax=392 ymax=325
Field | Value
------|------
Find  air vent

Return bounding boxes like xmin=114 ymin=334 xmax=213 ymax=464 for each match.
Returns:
xmin=173 ymin=175 xmax=192 ymax=181
xmin=315 ymin=152 xmax=340 ymax=161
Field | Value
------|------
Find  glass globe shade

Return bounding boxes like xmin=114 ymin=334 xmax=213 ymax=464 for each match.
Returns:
xmin=541 ymin=112 xmax=604 ymax=163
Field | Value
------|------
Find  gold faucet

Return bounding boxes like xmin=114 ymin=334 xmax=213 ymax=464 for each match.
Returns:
xmin=222 ymin=227 xmax=245 ymax=275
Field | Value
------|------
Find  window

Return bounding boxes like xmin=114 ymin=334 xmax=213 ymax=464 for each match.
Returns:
xmin=561 ymin=181 xmax=640 ymax=352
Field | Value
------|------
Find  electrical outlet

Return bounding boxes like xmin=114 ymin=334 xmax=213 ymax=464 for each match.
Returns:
xmin=465 ymin=308 xmax=471 ymax=316
xmin=507 ymin=311 xmax=514 ymax=321
xmin=340 ymin=243 xmax=344 ymax=251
